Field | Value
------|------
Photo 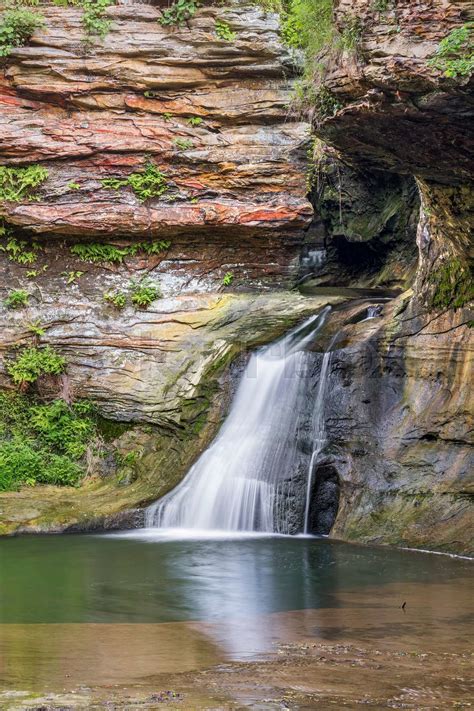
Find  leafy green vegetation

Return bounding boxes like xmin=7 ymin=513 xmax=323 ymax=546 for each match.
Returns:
xmin=102 ymin=162 xmax=170 ymax=202
xmin=26 ymin=265 xmax=48 ymax=278
xmin=372 ymin=0 xmax=390 ymax=10
xmin=187 ymin=116 xmax=203 ymax=127
xmin=26 ymin=320 xmax=45 ymax=338
xmin=312 ymin=85 xmax=342 ymax=120
xmin=173 ymin=137 xmax=194 ymax=151
xmin=430 ymin=258 xmax=474 ymax=311
xmin=0 ymin=7 xmax=44 ymax=57
xmin=159 ymin=0 xmax=199 ymax=27
xmin=82 ymin=0 xmax=112 ymax=39
xmin=62 ymin=270 xmax=84 ymax=285
xmin=428 ymin=24 xmax=474 ymax=78
xmin=215 ymin=19 xmax=236 ymax=41
xmin=281 ymin=0 xmax=333 ymax=56
xmin=68 ymin=181 xmax=81 ymax=190
xmin=6 ymin=345 xmax=66 ymax=388
xmin=222 ymin=271 xmax=234 ymax=286
xmin=0 ymin=230 xmax=42 ymax=265
xmin=4 ymin=289 xmax=29 ymax=309
xmin=71 ymin=243 xmax=131 ymax=264
xmin=339 ymin=14 xmax=363 ymax=51
xmin=0 ymin=393 xmax=99 ymax=491
xmin=0 ymin=165 xmax=48 ymax=202
xmin=130 ymin=279 xmax=161 ymax=309
xmin=104 ymin=289 xmax=127 ymax=309
xmin=70 ymin=239 xmax=170 ymax=264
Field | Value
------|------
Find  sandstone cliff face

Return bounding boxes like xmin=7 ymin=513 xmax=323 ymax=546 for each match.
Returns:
xmin=0 ymin=0 xmax=472 ymax=552
xmin=0 ymin=2 xmax=315 ymax=421
xmin=1 ymin=3 xmax=310 ymax=244
xmin=304 ymin=0 xmax=473 ymax=553
xmin=304 ymin=298 xmax=473 ymax=555
xmin=0 ymin=2 xmax=325 ymax=533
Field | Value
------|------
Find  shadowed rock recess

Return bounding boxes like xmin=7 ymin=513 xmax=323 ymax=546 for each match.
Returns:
xmin=303 ymin=0 xmax=473 ymax=554
xmin=0 ymin=0 xmax=472 ymax=553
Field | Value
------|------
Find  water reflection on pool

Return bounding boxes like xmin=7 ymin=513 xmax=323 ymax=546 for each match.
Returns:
xmin=0 ymin=532 xmax=472 ymax=691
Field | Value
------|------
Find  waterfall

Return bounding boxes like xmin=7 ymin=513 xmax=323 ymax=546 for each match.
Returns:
xmin=303 ymin=334 xmax=338 ymax=534
xmin=146 ymin=306 xmax=332 ymax=533
xmin=366 ymin=305 xmax=382 ymax=319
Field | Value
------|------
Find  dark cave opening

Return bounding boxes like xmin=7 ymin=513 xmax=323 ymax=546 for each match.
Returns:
xmin=306 ymin=463 xmax=341 ymax=535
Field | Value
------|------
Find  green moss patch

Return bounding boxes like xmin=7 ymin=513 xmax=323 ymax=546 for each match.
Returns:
xmin=430 ymin=257 xmax=473 ymax=310
xmin=0 ymin=394 xmax=100 ymax=491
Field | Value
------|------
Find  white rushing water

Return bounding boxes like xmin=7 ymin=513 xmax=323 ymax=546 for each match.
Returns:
xmin=302 ymin=330 xmax=340 ymax=534
xmin=366 ymin=305 xmax=382 ymax=319
xmin=146 ymin=307 xmax=332 ymax=533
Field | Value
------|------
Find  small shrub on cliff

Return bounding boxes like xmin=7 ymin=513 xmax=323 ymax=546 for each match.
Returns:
xmin=104 ymin=289 xmax=127 ymax=309
xmin=0 ymin=165 xmax=48 ymax=202
xmin=159 ymin=0 xmax=199 ymax=27
xmin=82 ymin=0 xmax=112 ymax=40
xmin=281 ymin=0 xmax=333 ymax=55
xmin=0 ymin=7 xmax=44 ymax=57
xmin=372 ymin=0 xmax=390 ymax=11
xmin=428 ymin=24 xmax=474 ymax=79
xmin=130 ymin=279 xmax=161 ymax=309
xmin=4 ymin=289 xmax=29 ymax=309
xmin=26 ymin=320 xmax=45 ymax=339
xmin=215 ymin=19 xmax=236 ymax=42
xmin=102 ymin=162 xmax=169 ymax=202
xmin=6 ymin=345 xmax=66 ymax=388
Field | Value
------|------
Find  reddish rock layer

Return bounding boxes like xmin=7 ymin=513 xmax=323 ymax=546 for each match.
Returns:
xmin=0 ymin=3 xmax=312 ymax=248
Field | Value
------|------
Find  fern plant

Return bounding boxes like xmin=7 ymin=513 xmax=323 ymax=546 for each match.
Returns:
xmin=104 ymin=290 xmax=127 ymax=309
xmin=6 ymin=345 xmax=66 ymax=387
xmin=173 ymin=137 xmax=193 ymax=151
xmin=71 ymin=240 xmax=170 ymax=264
xmin=70 ymin=243 xmax=130 ymax=264
xmin=0 ymin=165 xmax=48 ymax=202
xmin=4 ymin=289 xmax=29 ymax=309
xmin=102 ymin=162 xmax=169 ymax=202
xmin=130 ymin=279 xmax=161 ymax=309
xmin=0 ymin=235 xmax=41 ymax=265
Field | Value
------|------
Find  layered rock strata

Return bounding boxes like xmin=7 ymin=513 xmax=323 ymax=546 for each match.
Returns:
xmin=304 ymin=0 xmax=473 ymax=553
xmin=1 ymin=3 xmax=311 ymax=258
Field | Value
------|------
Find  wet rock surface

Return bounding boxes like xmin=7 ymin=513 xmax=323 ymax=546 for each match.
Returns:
xmin=306 ymin=297 xmax=473 ymax=555
xmin=305 ymin=0 xmax=473 ymax=552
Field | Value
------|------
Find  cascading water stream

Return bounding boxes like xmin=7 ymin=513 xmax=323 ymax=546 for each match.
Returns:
xmin=303 ymin=331 xmax=339 ymax=534
xmin=146 ymin=306 xmax=332 ymax=533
